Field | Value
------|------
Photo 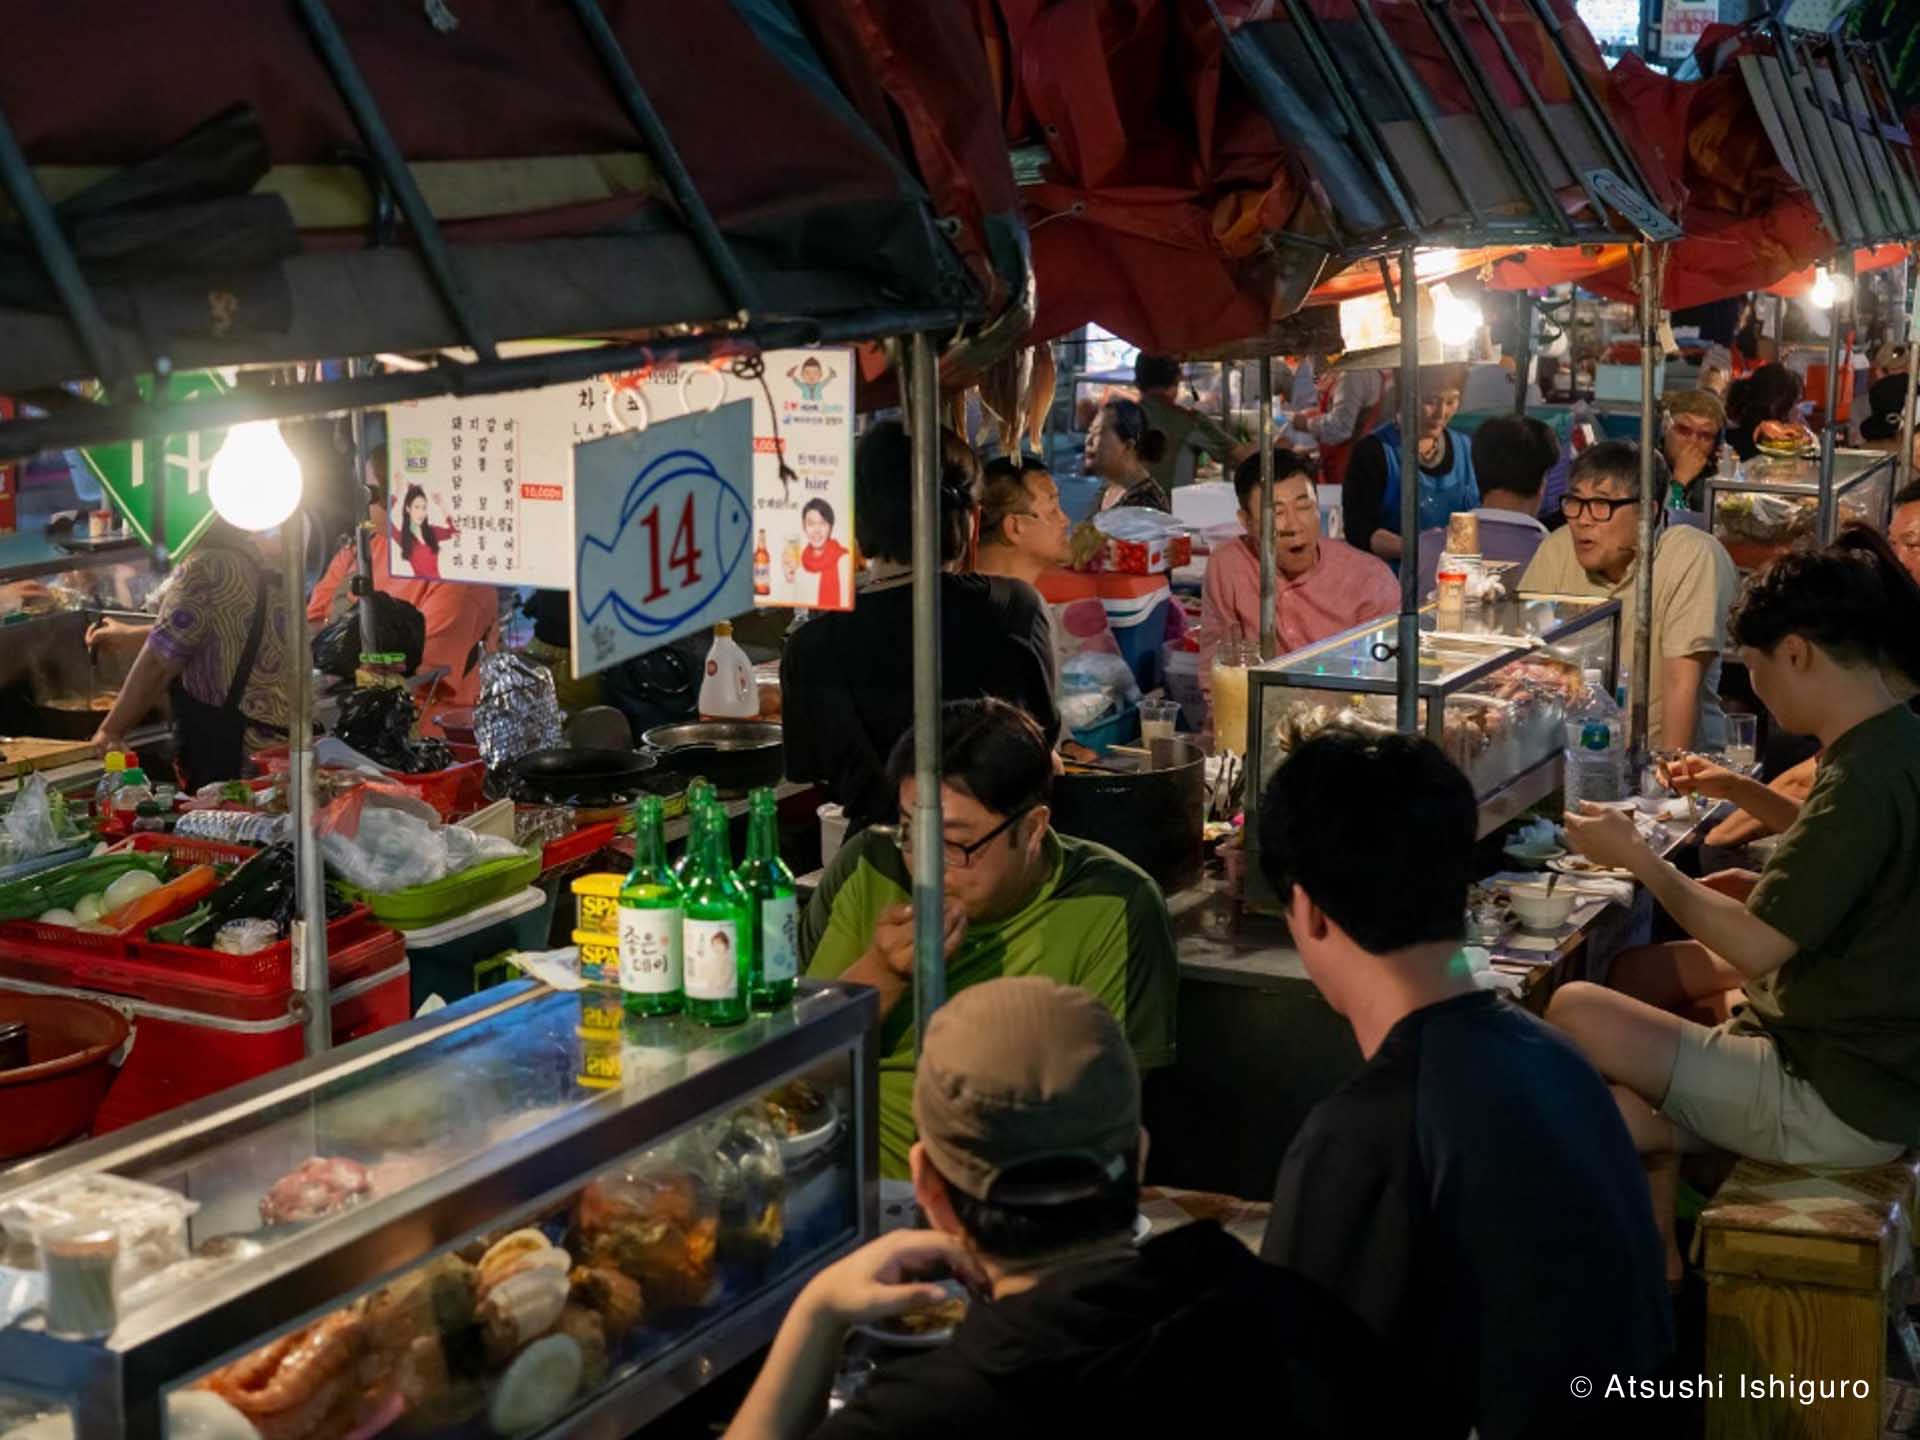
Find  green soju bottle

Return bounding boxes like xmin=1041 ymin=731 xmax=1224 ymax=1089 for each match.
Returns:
xmin=682 ymin=803 xmax=753 ymax=1027
xmin=672 ymin=778 xmax=718 ymax=882
xmin=618 ymin=795 xmax=683 ymax=1017
xmin=739 ymin=787 xmax=797 ymax=1011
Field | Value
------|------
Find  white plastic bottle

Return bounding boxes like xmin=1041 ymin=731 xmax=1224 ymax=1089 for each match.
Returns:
xmin=698 ymin=622 xmax=757 ymax=720
xmin=1564 ymin=668 xmax=1627 ymax=809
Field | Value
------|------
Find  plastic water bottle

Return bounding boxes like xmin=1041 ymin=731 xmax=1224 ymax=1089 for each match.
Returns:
xmin=1564 ymin=668 xmax=1627 ymax=809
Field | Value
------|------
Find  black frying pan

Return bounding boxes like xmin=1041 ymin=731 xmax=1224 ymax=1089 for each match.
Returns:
xmin=509 ymin=747 xmax=659 ymax=806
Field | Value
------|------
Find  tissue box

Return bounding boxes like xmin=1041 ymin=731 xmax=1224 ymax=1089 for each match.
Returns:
xmin=1094 ymin=532 xmax=1191 ymax=574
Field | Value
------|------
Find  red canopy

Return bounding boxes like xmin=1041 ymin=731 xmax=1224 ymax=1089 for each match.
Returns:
xmin=973 ymin=0 xmax=1673 ymax=353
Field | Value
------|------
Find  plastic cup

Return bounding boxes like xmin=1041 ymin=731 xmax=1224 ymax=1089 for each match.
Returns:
xmin=1140 ymin=699 xmax=1180 ymax=744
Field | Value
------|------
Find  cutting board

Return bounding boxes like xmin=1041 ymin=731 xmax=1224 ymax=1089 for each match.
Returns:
xmin=0 ymin=738 xmax=96 ymax=773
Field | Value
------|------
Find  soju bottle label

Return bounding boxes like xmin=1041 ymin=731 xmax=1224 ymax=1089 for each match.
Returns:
xmin=618 ymin=907 xmax=682 ymax=994
xmin=761 ymin=896 xmax=798 ymax=983
xmin=685 ymin=917 xmax=741 ymax=1000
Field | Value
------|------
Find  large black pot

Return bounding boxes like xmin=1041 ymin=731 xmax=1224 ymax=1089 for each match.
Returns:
xmin=509 ymin=747 xmax=659 ymax=807
xmin=1050 ymin=737 xmax=1207 ymax=894
xmin=642 ymin=721 xmax=784 ymax=797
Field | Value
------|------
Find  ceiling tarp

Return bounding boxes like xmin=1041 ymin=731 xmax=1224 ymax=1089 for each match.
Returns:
xmin=974 ymin=0 xmax=1675 ymax=355
xmin=1485 ymin=23 xmax=1920 ymax=310
xmin=0 ymin=0 xmax=1026 ymax=440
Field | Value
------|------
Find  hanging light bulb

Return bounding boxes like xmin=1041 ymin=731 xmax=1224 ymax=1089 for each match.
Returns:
xmin=206 ymin=421 xmax=304 ymax=532
xmin=1431 ymin=283 xmax=1484 ymax=349
xmin=1809 ymin=265 xmax=1837 ymax=311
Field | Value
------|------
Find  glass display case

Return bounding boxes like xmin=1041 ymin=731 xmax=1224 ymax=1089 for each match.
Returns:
xmin=1706 ymin=448 xmax=1898 ymax=572
xmin=0 ymin=979 xmax=877 ymax=1440
xmin=1242 ymin=595 xmax=1620 ymax=912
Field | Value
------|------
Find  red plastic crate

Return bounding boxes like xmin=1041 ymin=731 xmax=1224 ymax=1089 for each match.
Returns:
xmin=541 ymin=821 xmax=617 ymax=873
xmin=0 ymin=835 xmax=257 ymax=948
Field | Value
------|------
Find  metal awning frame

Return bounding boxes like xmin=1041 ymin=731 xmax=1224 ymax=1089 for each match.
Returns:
xmin=1209 ymin=0 xmax=1680 ymax=270
xmin=0 ymin=0 xmax=987 ymax=462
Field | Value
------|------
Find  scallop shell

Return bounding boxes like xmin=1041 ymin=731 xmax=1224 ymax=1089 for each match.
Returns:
xmin=476 ymin=1230 xmax=555 ymax=1290
xmin=478 ymin=1244 xmax=573 ymax=1362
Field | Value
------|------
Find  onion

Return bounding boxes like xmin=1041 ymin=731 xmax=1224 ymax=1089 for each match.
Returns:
xmin=102 ymin=869 xmax=163 ymax=913
xmin=72 ymin=894 xmax=104 ymax=924
xmin=36 ymin=908 xmax=77 ymax=927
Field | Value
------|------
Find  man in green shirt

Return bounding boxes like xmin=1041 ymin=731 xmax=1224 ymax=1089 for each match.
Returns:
xmin=1135 ymin=353 xmax=1254 ymax=491
xmin=1544 ymin=531 xmax=1920 ymax=1283
xmin=804 ymin=698 xmax=1178 ymax=1177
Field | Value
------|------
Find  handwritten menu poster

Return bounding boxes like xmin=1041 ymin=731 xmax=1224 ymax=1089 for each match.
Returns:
xmin=383 ymin=347 xmax=852 ymax=604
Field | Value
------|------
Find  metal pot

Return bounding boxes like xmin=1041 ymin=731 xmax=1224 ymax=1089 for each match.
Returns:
xmin=642 ymin=720 xmax=784 ymax=797
xmin=1050 ymin=736 xmax=1207 ymax=894
xmin=509 ymin=747 xmax=659 ymax=807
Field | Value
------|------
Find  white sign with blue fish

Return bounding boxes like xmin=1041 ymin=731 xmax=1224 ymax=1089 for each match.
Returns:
xmin=569 ymin=399 xmax=756 ymax=678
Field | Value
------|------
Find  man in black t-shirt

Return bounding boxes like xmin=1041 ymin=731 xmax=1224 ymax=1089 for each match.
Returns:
xmin=724 ymin=977 xmax=1392 ymax=1440
xmin=1256 ymin=732 xmax=1672 ymax=1440
xmin=782 ymin=422 xmax=1058 ymax=831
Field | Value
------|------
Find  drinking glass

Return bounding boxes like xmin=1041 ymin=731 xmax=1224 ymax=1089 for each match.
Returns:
xmin=1725 ymin=713 xmax=1758 ymax=772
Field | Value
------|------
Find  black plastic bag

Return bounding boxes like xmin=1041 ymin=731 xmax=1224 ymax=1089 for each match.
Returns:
xmin=314 ymin=592 xmax=426 ymax=680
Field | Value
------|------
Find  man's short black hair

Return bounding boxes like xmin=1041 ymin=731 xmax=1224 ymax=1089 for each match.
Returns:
xmin=1257 ymin=730 xmax=1475 ymax=954
xmin=980 ymin=454 xmax=1052 ymax=544
xmin=1895 ymin=478 xmax=1920 ymax=509
xmin=884 ymin=697 xmax=1052 ymax=818
xmin=854 ymin=420 xmax=978 ymax=566
xmin=942 ymin=1159 xmax=1139 ymax=1260
xmin=1231 ymin=447 xmax=1316 ymax=512
xmin=1133 ymin=353 xmax=1182 ymax=392
xmin=1566 ymin=439 xmax=1670 ymax=499
xmin=1470 ymin=415 xmax=1559 ymax=501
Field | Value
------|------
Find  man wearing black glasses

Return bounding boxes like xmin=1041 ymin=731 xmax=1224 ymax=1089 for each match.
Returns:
xmin=1519 ymin=440 xmax=1739 ymax=752
xmin=802 ymin=697 xmax=1178 ymax=1179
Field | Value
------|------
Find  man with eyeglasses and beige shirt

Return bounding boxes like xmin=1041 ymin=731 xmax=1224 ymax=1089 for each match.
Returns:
xmin=803 ymin=697 xmax=1178 ymax=1179
xmin=1520 ymin=440 xmax=1740 ymax=752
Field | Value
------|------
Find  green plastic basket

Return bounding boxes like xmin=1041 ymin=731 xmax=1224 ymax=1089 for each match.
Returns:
xmin=334 ymin=850 xmax=541 ymax=932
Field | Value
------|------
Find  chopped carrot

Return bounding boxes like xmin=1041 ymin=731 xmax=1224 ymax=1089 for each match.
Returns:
xmin=105 ymin=865 xmax=221 ymax=934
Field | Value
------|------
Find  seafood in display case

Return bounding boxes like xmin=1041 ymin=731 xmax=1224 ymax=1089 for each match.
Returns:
xmin=0 ymin=981 xmax=876 ymax=1440
xmin=1707 ymin=446 xmax=1897 ymax=571
xmin=1242 ymin=595 xmax=1620 ymax=912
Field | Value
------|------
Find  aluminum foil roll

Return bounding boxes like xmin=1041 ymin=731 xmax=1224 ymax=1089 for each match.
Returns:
xmin=475 ymin=652 xmax=564 ymax=767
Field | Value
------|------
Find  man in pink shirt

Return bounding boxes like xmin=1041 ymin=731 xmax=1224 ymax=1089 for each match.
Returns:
xmin=1199 ymin=449 xmax=1399 ymax=683
xmin=308 ymin=449 xmax=500 ymax=735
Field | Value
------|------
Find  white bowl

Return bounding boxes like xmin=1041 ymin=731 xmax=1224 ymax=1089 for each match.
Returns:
xmin=1509 ymin=884 xmax=1575 ymax=931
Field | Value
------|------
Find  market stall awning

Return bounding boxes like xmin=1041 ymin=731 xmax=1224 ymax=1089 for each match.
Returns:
xmin=0 ymin=0 xmax=1030 ymax=456
xmin=1482 ymin=20 xmax=1920 ymax=312
xmin=980 ymin=0 xmax=1677 ymax=354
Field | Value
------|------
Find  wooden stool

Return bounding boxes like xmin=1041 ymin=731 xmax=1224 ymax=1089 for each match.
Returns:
xmin=1700 ymin=1153 xmax=1920 ymax=1439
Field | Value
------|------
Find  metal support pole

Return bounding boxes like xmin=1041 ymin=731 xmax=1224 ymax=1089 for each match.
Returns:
xmin=293 ymin=0 xmax=500 ymax=363
xmin=0 ymin=102 xmax=127 ymax=398
xmin=1630 ymin=244 xmax=1661 ymax=770
xmin=283 ymin=513 xmax=330 ymax=1057
xmin=1396 ymin=244 xmax=1421 ymax=735
xmin=349 ymin=359 xmax=379 ymax=658
xmin=1900 ymin=249 xmax=1920 ymax=495
xmin=1817 ymin=249 xmax=1854 ymax=543
xmin=1513 ymin=292 xmax=1533 ymax=417
xmin=565 ymin=0 xmax=760 ymax=324
xmin=1258 ymin=356 xmax=1277 ymax=660
xmin=905 ymin=332 xmax=946 ymax=1058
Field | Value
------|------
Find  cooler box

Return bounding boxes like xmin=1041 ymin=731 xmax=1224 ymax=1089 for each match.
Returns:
xmin=0 ymin=917 xmax=409 ymax=1133
xmin=403 ymin=885 xmax=548 ymax=1011
xmin=1102 ymin=584 xmax=1172 ymax=693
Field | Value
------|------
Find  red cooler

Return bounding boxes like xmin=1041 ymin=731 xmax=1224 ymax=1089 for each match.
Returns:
xmin=0 ymin=916 xmax=409 ymax=1134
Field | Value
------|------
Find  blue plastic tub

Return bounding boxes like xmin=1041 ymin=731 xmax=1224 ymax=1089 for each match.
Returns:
xmin=1102 ymin=593 xmax=1170 ymax=693
xmin=1071 ymin=705 xmax=1141 ymax=754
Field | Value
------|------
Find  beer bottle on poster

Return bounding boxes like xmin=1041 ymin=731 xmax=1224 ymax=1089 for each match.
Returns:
xmin=753 ymin=530 xmax=772 ymax=596
xmin=739 ymin=787 xmax=797 ymax=1011
xmin=618 ymin=795 xmax=684 ymax=1017
xmin=682 ymin=804 xmax=752 ymax=1027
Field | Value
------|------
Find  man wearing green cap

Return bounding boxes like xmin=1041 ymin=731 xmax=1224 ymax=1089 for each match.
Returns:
xmin=802 ymin=698 xmax=1178 ymax=1178
xmin=725 ymin=976 xmax=1389 ymax=1439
